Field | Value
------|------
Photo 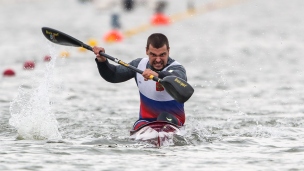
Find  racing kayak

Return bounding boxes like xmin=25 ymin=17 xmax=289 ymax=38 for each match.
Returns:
xmin=130 ymin=121 xmax=182 ymax=147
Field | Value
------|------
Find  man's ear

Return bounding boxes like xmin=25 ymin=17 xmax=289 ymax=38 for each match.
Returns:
xmin=146 ymin=48 xmax=148 ymax=55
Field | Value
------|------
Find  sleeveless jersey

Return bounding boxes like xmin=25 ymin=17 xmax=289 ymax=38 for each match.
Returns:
xmin=136 ymin=58 xmax=185 ymax=124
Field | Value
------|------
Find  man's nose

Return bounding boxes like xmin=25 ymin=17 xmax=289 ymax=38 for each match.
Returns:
xmin=155 ymin=57 xmax=161 ymax=62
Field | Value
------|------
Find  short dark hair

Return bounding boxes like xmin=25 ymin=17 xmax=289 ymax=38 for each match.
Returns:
xmin=146 ymin=33 xmax=170 ymax=49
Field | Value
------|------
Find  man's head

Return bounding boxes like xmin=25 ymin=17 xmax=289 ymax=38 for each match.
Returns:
xmin=146 ymin=33 xmax=170 ymax=71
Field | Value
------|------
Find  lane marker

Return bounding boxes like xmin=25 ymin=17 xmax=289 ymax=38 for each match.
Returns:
xmin=123 ymin=0 xmax=248 ymax=38
xmin=124 ymin=23 xmax=152 ymax=38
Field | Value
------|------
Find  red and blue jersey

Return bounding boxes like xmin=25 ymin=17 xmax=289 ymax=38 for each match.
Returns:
xmin=95 ymin=57 xmax=187 ymax=130
xmin=134 ymin=58 xmax=185 ymax=129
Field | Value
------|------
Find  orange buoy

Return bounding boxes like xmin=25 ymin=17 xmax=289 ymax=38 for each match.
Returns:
xmin=23 ymin=61 xmax=35 ymax=70
xmin=103 ymin=29 xmax=123 ymax=43
xmin=3 ymin=69 xmax=15 ymax=76
xmin=151 ymin=13 xmax=170 ymax=25
xmin=44 ymin=55 xmax=52 ymax=62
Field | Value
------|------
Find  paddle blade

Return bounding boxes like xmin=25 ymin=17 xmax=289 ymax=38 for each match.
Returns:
xmin=161 ymin=76 xmax=194 ymax=103
xmin=41 ymin=27 xmax=83 ymax=47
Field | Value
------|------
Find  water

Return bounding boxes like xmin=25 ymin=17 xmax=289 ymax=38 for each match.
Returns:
xmin=1 ymin=0 xmax=304 ymax=170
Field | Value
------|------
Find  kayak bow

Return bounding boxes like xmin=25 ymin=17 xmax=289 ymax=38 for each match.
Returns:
xmin=130 ymin=121 xmax=182 ymax=147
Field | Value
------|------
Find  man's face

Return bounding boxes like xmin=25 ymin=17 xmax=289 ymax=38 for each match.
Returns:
xmin=146 ymin=44 xmax=170 ymax=71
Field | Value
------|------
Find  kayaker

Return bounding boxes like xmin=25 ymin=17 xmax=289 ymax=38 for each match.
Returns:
xmin=92 ymin=33 xmax=188 ymax=130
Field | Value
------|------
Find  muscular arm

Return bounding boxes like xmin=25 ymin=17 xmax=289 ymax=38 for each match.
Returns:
xmin=95 ymin=58 xmax=141 ymax=83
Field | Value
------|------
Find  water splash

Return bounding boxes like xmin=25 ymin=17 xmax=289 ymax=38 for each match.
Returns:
xmin=9 ymin=47 xmax=62 ymax=140
xmin=184 ymin=117 xmax=222 ymax=145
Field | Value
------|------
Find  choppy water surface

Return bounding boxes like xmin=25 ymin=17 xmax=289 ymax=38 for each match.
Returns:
xmin=1 ymin=0 xmax=304 ymax=170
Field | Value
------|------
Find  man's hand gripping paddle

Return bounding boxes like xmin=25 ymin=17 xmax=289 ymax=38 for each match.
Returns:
xmin=41 ymin=27 xmax=194 ymax=103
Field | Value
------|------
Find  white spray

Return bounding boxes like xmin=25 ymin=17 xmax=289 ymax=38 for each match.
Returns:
xmin=9 ymin=46 xmax=62 ymax=140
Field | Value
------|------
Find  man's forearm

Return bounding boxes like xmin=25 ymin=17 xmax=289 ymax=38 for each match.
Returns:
xmin=95 ymin=59 xmax=135 ymax=83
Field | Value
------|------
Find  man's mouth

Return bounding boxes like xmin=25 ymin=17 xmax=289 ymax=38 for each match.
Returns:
xmin=153 ymin=61 xmax=163 ymax=67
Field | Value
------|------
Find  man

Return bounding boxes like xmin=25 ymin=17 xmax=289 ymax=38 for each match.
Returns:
xmin=92 ymin=33 xmax=187 ymax=130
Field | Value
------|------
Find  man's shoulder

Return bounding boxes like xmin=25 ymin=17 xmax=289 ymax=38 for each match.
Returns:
xmin=167 ymin=57 xmax=175 ymax=65
xmin=168 ymin=57 xmax=184 ymax=67
xmin=130 ymin=58 xmax=145 ymax=67
xmin=167 ymin=57 xmax=186 ymax=72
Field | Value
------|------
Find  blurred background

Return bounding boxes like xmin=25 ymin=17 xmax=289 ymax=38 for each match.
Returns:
xmin=1 ymin=0 xmax=304 ymax=170
xmin=0 ymin=0 xmax=244 ymax=70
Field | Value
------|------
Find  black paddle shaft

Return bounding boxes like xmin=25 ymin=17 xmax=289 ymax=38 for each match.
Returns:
xmin=42 ymin=27 xmax=159 ymax=81
xmin=99 ymin=51 xmax=163 ymax=82
xmin=41 ymin=27 xmax=194 ymax=103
